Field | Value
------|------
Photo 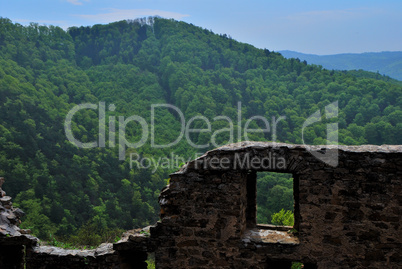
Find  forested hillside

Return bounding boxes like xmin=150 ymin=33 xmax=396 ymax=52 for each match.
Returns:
xmin=0 ymin=17 xmax=401 ymax=244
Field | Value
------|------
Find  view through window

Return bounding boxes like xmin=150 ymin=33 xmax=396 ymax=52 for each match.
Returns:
xmin=256 ymin=172 xmax=294 ymax=226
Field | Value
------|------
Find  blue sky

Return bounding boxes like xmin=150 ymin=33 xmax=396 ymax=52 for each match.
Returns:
xmin=0 ymin=0 xmax=401 ymax=54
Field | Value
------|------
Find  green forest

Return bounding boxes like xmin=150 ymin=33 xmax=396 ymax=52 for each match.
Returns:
xmin=0 ymin=17 xmax=401 ymax=245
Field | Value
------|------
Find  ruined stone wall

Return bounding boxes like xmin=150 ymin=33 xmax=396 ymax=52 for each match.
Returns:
xmin=21 ymin=228 xmax=150 ymax=269
xmin=155 ymin=142 xmax=402 ymax=268
xmin=0 ymin=177 xmax=38 ymax=269
xmin=0 ymin=177 xmax=150 ymax=269
xmin=1 ymin=143 xmax=401 ymax=268
xmin=25 ymin=243 xmax=120 ymax=269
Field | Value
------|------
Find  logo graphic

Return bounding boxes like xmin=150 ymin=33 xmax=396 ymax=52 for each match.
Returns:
xmin=302 ymin=101 xmax=338 ymax=167
xmin=64 ymin=100 xmax=339 ymax=168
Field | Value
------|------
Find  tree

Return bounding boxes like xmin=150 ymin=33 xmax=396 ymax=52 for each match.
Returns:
xmin=271 ymin=209 xmax=294 ymax=226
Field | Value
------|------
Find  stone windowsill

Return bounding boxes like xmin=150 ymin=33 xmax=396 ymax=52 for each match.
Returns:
xmin=243 ymin=225 xmax=299 ymax=245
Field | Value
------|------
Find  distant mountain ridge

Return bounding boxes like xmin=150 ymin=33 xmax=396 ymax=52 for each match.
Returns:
xmin=279 ymin=50 xmax=402 ymax=81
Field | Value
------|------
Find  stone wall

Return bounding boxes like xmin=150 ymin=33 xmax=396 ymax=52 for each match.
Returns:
xmin=155 ymin=142 xmax=402 ymax=268
xmin=0 ymin=177 xmax=38 ymax=269
xmin=22 ymin=228 xmax=152 ymax=269
xmin=0 ymin=177 xmax=150 ymax=269
xmin=1 ymin=142 xmax=401 ymax=268
xmin=25 ymin=243 xmax=119 ymax=269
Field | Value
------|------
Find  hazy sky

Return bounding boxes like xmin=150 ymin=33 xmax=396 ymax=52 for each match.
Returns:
xmin=1 ymin=0 xmax=401 ymax=55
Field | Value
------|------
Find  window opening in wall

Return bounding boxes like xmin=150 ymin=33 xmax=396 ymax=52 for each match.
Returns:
xmin=256 ymin=172 xmax=295 ymax=227
xmin=146 ymin=253 xmax=155 ymax=269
